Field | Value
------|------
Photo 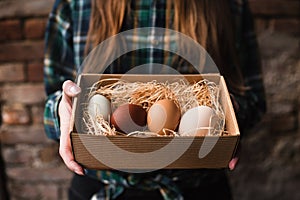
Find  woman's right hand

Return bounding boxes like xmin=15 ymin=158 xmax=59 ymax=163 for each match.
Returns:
xmin=58 ymin=80 xmax=84 ymax=175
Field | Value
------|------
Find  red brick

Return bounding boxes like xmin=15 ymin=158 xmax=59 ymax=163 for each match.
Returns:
xmin=10 ymin=183 xmax=59 ymax=200
xmin=3 ymin=147 xmax=33 ymax=165
xmin=2 ymin=104 xmax=31 ymax=125
xmin=268 ymin=102 xmax=294 ymax=116
xmin=270 ymin=115 xmax=297 ymax=133
xmin=272 ymin=18 xmax=300 ymax=36
xmin=258 ymin=30 xmax=298 ymax=58
xmin=254 ymin=18 xmax=268 ymax=34
xmin=0 ymin=40 xmax=44 ymax=62
xmin=0 ymin=63 xmax=25 ymax=82
xmin=249 ymin=0 xmax=300 ymax=17
xmin=31 ymin=105 xmax=44 ymax=124
xmin=40 ymin=184 xmax=61 ymax=200
xmin=60 ymin=184 xmax=70 ymax=200
xmin=0 ymin=0 xmax=54 ymax=19
xmin=39 ymin=144 xmax=60 ymax=163
xmin=25 ymin=18 xmax=47 ymax=39
xmin=6 ymin=166 xmax=73 ymax=182
xmin=27 ymin=62 xmax=43 ymax=82
xmin=1 ymin=83 xmax=45 ymax=104
xmin=0 ymin=125 xmax=50 ymax=145
xmin=0 ymin=19 xmax=22 ymax=41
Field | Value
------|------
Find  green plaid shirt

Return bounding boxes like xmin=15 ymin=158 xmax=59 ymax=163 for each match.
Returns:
xmin=44 ymin=0 xmax=266 ymax=199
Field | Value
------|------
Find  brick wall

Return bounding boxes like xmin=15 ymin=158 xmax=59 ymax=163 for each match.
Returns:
xmin=0 ymin=0 xmax=299 ymax=200
xmin=0 ymin=1 xmax=72 ymax=199
xmin=229 ymin=1 xmax=300 ymax=200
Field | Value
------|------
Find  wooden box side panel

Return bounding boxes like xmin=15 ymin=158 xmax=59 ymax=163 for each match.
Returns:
xmin=72 ymin=133 xmax=239 ymax=170
xmin=219 ymin=76 xmax=240 ymax=135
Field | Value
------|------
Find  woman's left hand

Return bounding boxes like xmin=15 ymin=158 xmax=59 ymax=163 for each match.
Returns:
xmin=229 ymin=157 xmax=239 ymax=170
xmin=228 ymin=144 xmax=240 ymax=170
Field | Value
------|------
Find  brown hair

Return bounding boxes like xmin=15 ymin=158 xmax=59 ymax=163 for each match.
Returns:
xmin=86 ymin=0 xmax=245 ymax=94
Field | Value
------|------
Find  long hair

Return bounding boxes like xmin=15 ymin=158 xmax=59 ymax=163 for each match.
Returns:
xmin=86 ymin=0 xmax=245 ymax=94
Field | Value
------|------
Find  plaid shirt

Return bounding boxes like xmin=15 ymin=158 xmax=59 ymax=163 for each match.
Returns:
xmin=44 ymin=0 xmax=266 ymax=199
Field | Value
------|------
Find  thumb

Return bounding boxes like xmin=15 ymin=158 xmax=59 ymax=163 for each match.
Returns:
xmin=62 ymin=80 xmax=81 ymax=97
xmin=59 ymin=80 xmax=81 ymax=128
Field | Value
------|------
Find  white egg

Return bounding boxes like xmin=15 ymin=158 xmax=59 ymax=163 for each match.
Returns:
xmin=87 ymin=94 xmax=111 ymax=121
xmin=178 ymin=105 xmax=213 ymax=136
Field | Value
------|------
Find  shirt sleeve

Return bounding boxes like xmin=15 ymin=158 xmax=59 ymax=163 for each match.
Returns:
xmin=43 ymin=0 xmax=75 ymax=141
xmin=232 ymin=0 xmax=267 ymax=135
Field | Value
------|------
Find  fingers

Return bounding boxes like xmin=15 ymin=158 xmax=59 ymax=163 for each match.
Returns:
xmin=229 ymin=157 xmax=239 ymax=170
xmin=228 ymin=144 xmax=241 ymax=170
xmin=59 ymin=122 xmax=84 ymax=175
xmin=59 ymin=80 xmax=83 ymax=175
xmin=59 ymin=137 xmax=84 ymax=175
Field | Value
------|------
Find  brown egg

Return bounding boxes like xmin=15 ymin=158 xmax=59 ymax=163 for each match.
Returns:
xmin=110 ymin=104 xmax=147 ymax=134
xmin=147 ymin=99 xmax=181 ymax=135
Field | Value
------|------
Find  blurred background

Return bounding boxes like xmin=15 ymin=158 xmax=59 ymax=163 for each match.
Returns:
xmin=0 ymin=0 xmax=299 ymax=199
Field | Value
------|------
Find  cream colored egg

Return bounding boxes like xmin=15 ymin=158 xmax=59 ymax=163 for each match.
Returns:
xmin=88 ymin=94 xmax=111 ymax=121
xmin=147 ymin=99 xmax=181 ymax=135
xmin=178 ymin=105 xmax=213 ymax=136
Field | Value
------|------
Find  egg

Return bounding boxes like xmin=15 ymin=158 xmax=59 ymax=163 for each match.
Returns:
xmin=178 ymin=105 xmax=213 ymax=136
xmin=147 ymin=99 xmax=181 ymax=135
xmin=110 ymin=104 xmax=147 ymax=134
xmin=87 ymin=94 xmax=111 ymax=121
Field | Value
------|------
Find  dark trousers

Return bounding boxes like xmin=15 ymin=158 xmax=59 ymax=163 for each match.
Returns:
xmin=68 ymin=171 xmax=232 ymax=200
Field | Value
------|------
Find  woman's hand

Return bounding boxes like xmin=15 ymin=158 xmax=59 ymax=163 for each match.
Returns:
xmin=58 ymin=80 xmax=84 ymax=175
xmin=229 ymin=157 xmax=239 ymax=170
xmin=228 ymin=144 xmax=240 ymax=170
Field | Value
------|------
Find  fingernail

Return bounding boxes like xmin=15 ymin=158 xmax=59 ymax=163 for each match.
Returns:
xmin=70 ymin=85 xmax=81 ymax=95
xmin=75 ymin=168 xmax=84 ymax=175
xmin=229 ymin=158 xmax=238 ymax=170
xmin=229 ymin=163 xmax=234 ymax=170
